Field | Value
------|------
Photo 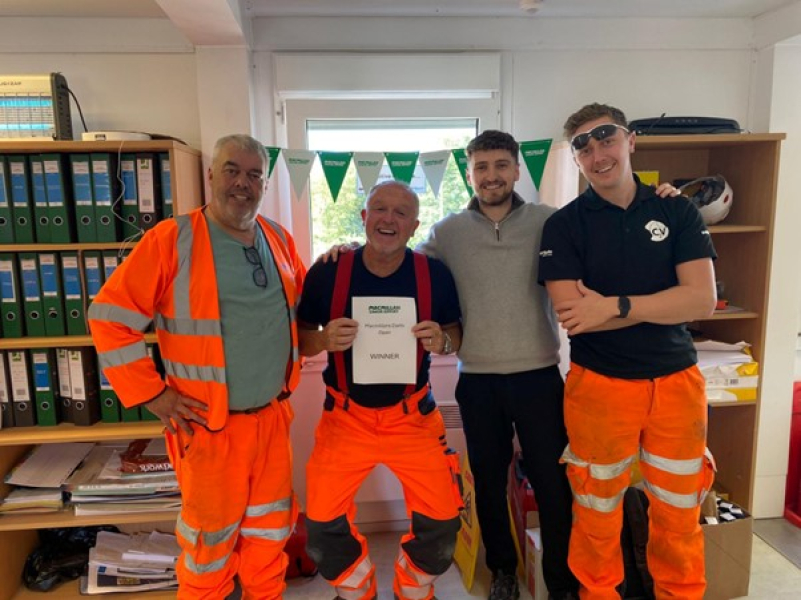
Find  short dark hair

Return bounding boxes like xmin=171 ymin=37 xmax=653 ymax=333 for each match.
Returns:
xmin=466 ymin=130 xmax=519 ymax=163
xmin=563 ymin=103 xmax=628 ymax=139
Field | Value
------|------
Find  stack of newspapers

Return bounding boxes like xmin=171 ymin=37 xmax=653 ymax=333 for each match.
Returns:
xmin=80 ymin=530 xmax=179 ymax=595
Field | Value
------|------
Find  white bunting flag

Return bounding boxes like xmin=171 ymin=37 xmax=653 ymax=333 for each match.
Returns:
xmin=353 ymin=152 xmax=385 ymax=195
xmin=281 ymin=149 xmax=316 ymax=200
xmin=419 ymin=150 xmax=451 ymax=197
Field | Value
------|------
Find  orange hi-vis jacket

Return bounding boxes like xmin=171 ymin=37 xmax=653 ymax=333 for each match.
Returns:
xmin=88 ymin=207 xmax=305 ymax=431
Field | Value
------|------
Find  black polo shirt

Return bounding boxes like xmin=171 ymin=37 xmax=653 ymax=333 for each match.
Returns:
xmin=538 ymin=176 xmax=716 ymax=379
xmin=298 ymin=248 xmax=461 ymax=407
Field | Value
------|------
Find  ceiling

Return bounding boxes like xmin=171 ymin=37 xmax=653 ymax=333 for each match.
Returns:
xmin=0 ymin=0 xmax=797 ymax=20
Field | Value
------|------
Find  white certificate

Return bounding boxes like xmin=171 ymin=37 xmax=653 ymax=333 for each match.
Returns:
xmin=351 ymin=296 xmax=417 ymax=384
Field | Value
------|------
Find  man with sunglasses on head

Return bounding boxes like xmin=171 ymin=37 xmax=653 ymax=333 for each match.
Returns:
xmin=297 ymin=180 xmax=464 ymax=600
xmin=539 ymin=103 xmax=717 ymax=599
xmin=89 ymin=134 xmax=306 ymax=599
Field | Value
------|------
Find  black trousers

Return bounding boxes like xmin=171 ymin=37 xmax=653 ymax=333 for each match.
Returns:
xmin=456 ymin=366 xmax=578 ymax=596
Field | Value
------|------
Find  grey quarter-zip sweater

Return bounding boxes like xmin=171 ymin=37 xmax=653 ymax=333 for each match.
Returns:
xmin=417 ymin=192 xmax=560 ymax=374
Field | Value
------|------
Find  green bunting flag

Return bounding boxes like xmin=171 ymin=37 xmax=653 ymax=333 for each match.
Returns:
xmin=519 ymin=139 xmax=552 ymax=191
xmin=385 ymin=152 xmax=419 ymax=185
xmin=318 ymin=151 xmax=353 ymax=202
xmin=451 ymin=149 xmax=473 ymax=196
xmin=264 ymin=146 xmax=281 ymax=178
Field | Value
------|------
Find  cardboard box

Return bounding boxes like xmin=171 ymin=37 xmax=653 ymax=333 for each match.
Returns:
xmin=702 ymin=507 xmax=752 ymax=600
xmin=525 ymin=528 xmax=547 ymax=600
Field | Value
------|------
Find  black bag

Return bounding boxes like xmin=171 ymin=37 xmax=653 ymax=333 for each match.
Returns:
xmin=23 ymin=526 xmax=120 ymax=591
xmin=619 ymin=487 xmax=654 ymax=599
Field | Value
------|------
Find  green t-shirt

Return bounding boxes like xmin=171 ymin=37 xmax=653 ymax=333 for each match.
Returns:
xmin=207 ymin=217 xmax=290 ymax=410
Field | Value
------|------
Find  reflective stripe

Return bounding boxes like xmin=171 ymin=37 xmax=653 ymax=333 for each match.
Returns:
xmin=245 ymin=497 xmax=291 ymax=518
xmin=176 ymin=514 xmax=199 ymax=546
xmin=98 ymin=340 xmax=148 ymax=370
xmin=398 ymin=586 xmax=431 ymax=599
xmin=262 ymin=217 xmax=287 ymax=247
xmin=184 ymin=552 xmax=230 ymax=575
xmin=164 ymin=358 xmax=226 ymax=384
xmin=88 ymin=302 xmax=152 ymax=332
xmin=174 ymin=215 xmax=193 ymax=320
xmin=573 ymin=488 xmax=626 ymax=513
xmin=292 ymin=346 xmax=299 ymax=362
xmin=339 ymin=555 xmax=374 ymax=589
xmin=155 ymin=313 xmax=221 ymax=337
xmin=203 ymin=522 xmax=239 ymax=546
xmin=640 ymin=448 xmax=703 ymax=476
xmin=240 ymin=525 xmax=291 ymax=541
xmin=397 ymin=554 xmax=437 ymax=586
xmin=176 ymin=514 xmax=239 ymax=547
xmin=562 ymin=445 xmax=635 ymax=480
xmin=644 ymin=480 xmax=703 ymax=509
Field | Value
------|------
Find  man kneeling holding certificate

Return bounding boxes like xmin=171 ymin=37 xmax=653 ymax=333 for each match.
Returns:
xmin=298 ymin=180 xmax=463 ymax=600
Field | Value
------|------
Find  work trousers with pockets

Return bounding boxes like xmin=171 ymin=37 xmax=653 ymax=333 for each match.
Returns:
xmin=305 ymin=388 xmax=462 ymax=600
xmin=562 ymin=364 xmax=715 ymax=600
xmin=165 ymin=400 xmax=296 ymax=600
xmin=455 ymin=366 xmax=578 ymax=597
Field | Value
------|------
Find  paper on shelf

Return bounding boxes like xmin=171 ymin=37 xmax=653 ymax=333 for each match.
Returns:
xmin=5 ymin=442 xmax=94 ymax=488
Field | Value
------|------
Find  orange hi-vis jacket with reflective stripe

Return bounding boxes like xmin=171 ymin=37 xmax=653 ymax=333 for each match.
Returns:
xmin=88 ymin=207 xmax=305 ymax=432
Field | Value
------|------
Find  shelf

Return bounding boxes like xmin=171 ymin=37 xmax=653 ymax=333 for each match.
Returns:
xmin=0 ymin=333 xmax=157 ymax=350
xmin=12 ymin=580 xmax=177 ymax=599
xmin=707 ymin=225 xmax=766 ymax=234
xmin=635 ymin=132 xmax=785 ymax=149
xmin=0 ymin=508 xmax=177 ymax=533
xmin=0 ymin=242 xmax=138 ymax=252
xmin=0 ymin=421 xmax=164 ymax=447
xmin=0 ymin=139 xmax=200 ymax=156
xmin=700 ymin=311 xmax=759 ymax=321
xmin=708 ymin=400 xmax=757 ymax=408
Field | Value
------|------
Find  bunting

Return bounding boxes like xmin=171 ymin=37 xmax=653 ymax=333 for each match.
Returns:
xmin=261 ymin=140 xmax=552 ymax=201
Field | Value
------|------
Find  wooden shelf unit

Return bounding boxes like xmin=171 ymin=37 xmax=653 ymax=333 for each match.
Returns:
xmin=0 ymin=140 xmax=202 ymax=600
xmin=632 ymin=133 xmax=784 ymax=509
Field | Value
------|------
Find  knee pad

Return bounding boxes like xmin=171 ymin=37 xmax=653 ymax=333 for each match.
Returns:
xmin=401 ymin=512 xmax=461 ymax=575
xmin=305 ymin=514 xmax=363 ymax=580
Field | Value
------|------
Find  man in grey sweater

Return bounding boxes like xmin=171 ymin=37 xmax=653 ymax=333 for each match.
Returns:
xmin=417 ymin=130 xmax=577 ymax=600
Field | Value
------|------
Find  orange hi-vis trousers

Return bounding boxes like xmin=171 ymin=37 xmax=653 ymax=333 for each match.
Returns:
xmin=561 ymin=364 xmax=715 ymax=600
xmin=165 ymin=400 xmax=296 ymax=600
xmin=305 ymin=386 xmax=462 ymax=600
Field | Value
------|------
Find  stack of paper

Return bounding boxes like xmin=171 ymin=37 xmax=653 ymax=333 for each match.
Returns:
xmin=0 ymin=488 xmax=64 ymax=514
xmin=65 ymin=443 xmax=180 ymax=516
xmin=695 ymin=340 xmax=759 ymax=402
xmin=80 ymin=530 xmax=179 ymax=595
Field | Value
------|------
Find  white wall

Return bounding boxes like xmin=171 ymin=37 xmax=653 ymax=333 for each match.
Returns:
xmin=0 ymin=53 xmax=201 ymax=148
xmin=751 ymin=41 xmax=801 ymax=516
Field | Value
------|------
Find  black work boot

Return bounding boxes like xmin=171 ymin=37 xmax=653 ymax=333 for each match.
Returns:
xmin=489 ymin=569 xmax=520 ymax=600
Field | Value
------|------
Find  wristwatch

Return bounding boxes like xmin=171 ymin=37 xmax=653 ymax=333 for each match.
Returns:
xmin=442 ymin=331 xmax=453 ymax=354
xmin=617 ymin=296 xmax=631 ymax=319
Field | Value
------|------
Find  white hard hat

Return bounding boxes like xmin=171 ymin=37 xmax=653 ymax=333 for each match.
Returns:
xmin=679 ymin=175 xmax=733 ymax=225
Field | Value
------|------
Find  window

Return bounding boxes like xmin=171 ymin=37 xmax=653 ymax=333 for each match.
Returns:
xmin=306 ymin=118 xmax=477 ymax=259
xmin=283 ymin=98 xmax=500 ymax=264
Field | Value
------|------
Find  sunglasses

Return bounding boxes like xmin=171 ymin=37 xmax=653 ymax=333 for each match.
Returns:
xmin=244 ymin=246 xmax=268 ymax=288
xmin=570 ymin=123 xmax=630 ymax=151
